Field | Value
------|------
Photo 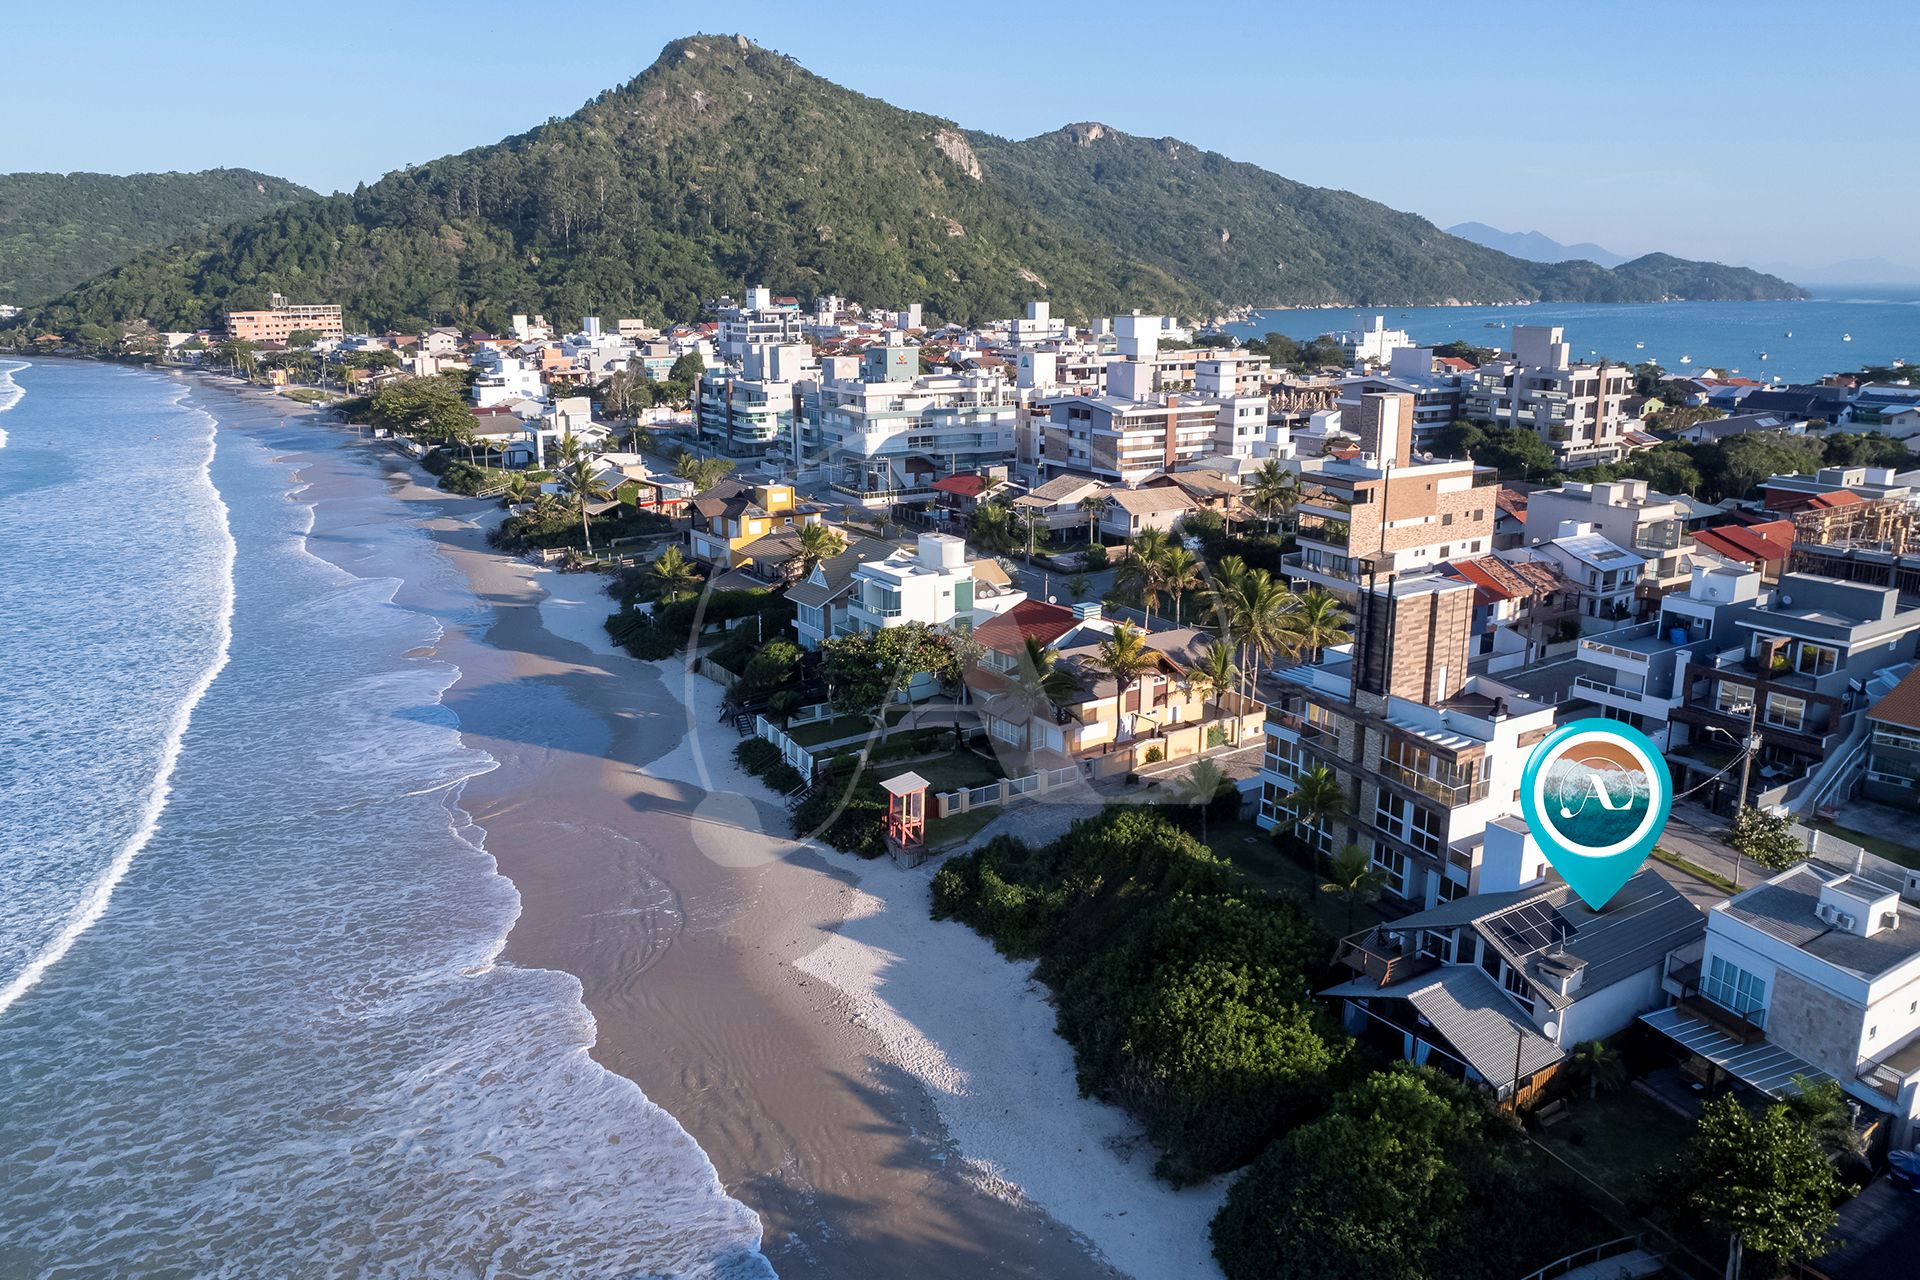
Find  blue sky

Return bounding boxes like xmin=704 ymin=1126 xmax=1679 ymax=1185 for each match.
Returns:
xmin=5 ymin=0 xmax=1908 ymax=272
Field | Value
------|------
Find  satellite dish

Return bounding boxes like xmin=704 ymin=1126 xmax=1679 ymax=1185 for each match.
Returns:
xmin=1048 ymin=596 xmax=1057 ymax=604
xmin=1543 ymin=1020 xmax=1560 ymax=1039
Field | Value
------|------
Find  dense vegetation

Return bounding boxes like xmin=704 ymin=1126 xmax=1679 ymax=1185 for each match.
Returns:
xmin=6 ymin=36 xmax=1798 ymax=343
xmin=971 ymin=126 xmax=1802 ymax=308
xmin=0 ymin=169 xmax=312 ymax=306
xmin=932 ymin=806 xmax=1351 ymax=1182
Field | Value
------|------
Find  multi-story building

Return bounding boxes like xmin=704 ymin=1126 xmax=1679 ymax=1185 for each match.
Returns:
xmin=1258 ymin=573 xmax=1560 ymax=909
xmin=845 ymin=532 xmax=1006 ymax=635
xmin=696 ymin=343 xmax=815 ymax=462
xmin=1669 ymin=572 xmax=1920 ymax=810
xmin=1463 ymin=326 xmax=1636 ymax=468
xmin=1194 ymin=352 xmax=1272 ymax=398
xmin=813 ymin=352 xmax=1018 ymax=505
xmin=786 ymin=536 xmax=898 ymax=650
xmin=1285 ymin=391 xmax=1499 ymax=597
xmin=1521 ymin=479 xmax=1687 ymax=556
xmin=1041 ymin=383 xmax=1225 ymax=484
xmin=1337 ymin=347 xmax=1465 ymax=456
xmin=1645 ymin=853 xmax=1920 ymax=1146
xmin=1325 ymin=859 xmax=1703 ymax=1101
xmin=1525 ymin=523 xmax=1647 ymax=624
xmin=686 ymin=479 xmax=825 ymax=567
xmin=1332 ymin=314 xmax=1414 ymax=367
xmin=1864 ymin=667 xmax=1920 ymax=808
xmin=223 ymin=294 xmax=344 ymax=344
xmin=715 ymin=286 xmax=805 ymax=358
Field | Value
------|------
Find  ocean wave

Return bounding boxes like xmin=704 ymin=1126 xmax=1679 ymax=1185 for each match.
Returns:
xmin=0 ymin=386 xmax=234 ymax=1021
xmin=0 ymin=357 xmax=26 ymax=449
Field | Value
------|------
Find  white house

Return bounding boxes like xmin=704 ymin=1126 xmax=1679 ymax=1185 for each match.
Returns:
xmin=845 ymin=532 xmax=1024 ymax=635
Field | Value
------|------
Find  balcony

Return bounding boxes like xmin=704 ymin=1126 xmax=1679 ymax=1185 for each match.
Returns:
xmin=1378 ymin=758 xmax=1489 ymax=806
xmin=1574 ymin=674 xmax=1653 ymax=703
xmin=1334 ymin=931 xmax=1440 ymax=989
xmin=1293 ymin=513 xmax=1353 ymax=551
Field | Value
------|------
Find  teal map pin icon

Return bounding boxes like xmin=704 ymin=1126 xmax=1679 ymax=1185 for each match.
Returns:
xmin=1520 ymin=719 xmax=1672 ymax=910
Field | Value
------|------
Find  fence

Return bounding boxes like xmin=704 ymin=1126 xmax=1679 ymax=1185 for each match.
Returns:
xmin=933 ymin=764 xmax=1085 ymax=819
xmin=754 ymin=715 xmax=817 ymax=775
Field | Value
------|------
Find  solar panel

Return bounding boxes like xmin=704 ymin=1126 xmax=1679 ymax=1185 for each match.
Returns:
xmin=1486 ymin=901 xmax=1572 ymax=959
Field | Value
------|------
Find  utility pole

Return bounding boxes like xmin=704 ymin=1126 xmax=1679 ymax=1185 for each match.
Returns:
xmin=1735 ymin=692 xmax=1760 ymax=814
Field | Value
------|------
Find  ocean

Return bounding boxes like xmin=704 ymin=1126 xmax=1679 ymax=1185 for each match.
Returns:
xmin=1222 ymin=286 xmax=1920 ymax=386
xmin=0 ymin=359 xmax=772 ymax=1278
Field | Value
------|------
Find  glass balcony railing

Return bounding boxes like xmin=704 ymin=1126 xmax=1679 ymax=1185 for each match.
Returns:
xmin=1378 ymin=759 xmax=1489 ymax=806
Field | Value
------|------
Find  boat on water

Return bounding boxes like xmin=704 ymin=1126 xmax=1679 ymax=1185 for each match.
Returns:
xmin=1635 ymin=341 xmax=1645 ymax=349
xmin=1785 ymin=330 xmax=1793 ymax=338
xmin=1845 ymin=333 xmax=1853 ymax=341
xmin=1679 ymin=355 xmax=1693 ymax=364
xmin=1760 ymin=352 xmax=1769 ymax=360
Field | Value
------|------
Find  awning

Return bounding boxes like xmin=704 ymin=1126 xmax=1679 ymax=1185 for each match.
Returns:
xmin=1640 ymin=1005 xmax=1835 ymax=1097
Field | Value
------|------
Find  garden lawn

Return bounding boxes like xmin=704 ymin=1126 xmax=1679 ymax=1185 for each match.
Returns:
xmin=1208 ymin=818 xmax=1393 ymax=937
xmin=1529 ymin=1087 xmax=1692 ymax=1208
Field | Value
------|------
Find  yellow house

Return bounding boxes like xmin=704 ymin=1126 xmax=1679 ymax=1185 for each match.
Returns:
xmin=687 ymin=479 xmax=823 ymax=567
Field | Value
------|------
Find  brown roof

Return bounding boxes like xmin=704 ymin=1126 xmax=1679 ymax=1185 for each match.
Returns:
xmin=1105 ymin=487 xmax=1196 ymax=515
xmin=1869 ymin=666 xmax=1920 ymax=731
xmin=1442 ymin=556 xmax=1567 ymax=605
xmin=972 ymin=600 xmax=1080 ymax=655
xmin=1692 ymin=520 xmax=1793 ymax=565
xmin=1495 ymin=487 xmax=1529 ymax=521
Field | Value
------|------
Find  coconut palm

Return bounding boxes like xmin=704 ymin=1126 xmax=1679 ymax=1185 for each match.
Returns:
xmin=1092 ymin=623 xmax=1160 ymax=746
xmin=647 ymin=545 xmax=700 ymax=604
xmin=1566 ymin=1039 xmax=1629 ymax=1101
xmin=556 ymin=430 xmax=614 ymax=555
xmin=1199 ymin=554 xmax=1250 ymax=638
xmin=796 ymin=522 xmax=847 ymax=576
xmin=1186 ymin=641 xmax=1240 ymax=720
xmin=1158 ymin=544 xmax=1203 ymax=626
xmin=1119 ymin=527 xmax=1173 ymax=627
xmin=1321 ymin=843 xmax=1388 ymax=937
xmin=1078 ymin=492 xmax=1107 ymax=549
xmin=1007 ymin=635 xmax=1079 ymax=759
xmin=1226 ymin=569 xmax=1302 ymax=702
xmin=673 ymin=451 xmax=733 ymax=493
xmin=1288 ymin=763 xmax=1348 ymax=873
xmin=1170 ymin=757 xmax=1233 ymax=844
xmin=1289 ymin=586 xmax=1352 ymax=664
xmin=968 ymin=500 xmax=1020 ymax=555
xmin=1249 ymin=459 xmax=1300 ymax=532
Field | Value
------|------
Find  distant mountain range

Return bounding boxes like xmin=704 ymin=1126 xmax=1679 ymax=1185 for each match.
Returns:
xmin=1752 ymin=256 xmax=1920 ymax=287
xmin=1445 ymin=222 xmax=1629 ymax=269
xmin=7 ymin=37 xmax=1804 ymax=339
xmin=0 ymin=170 xmax=315 ymax=306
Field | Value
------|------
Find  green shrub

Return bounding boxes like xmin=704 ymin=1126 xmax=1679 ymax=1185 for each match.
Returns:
xmin=1143 ymin=745 xmax=1164 ymax=763
xmin=734 ymin=738 xmax=782 ymax=776
xmin=1082 ymin=544 xmax=1110 ymax=571
xmin=791 ymin=773 xmax=888 ymax=857
xmin=764 ymin=761 xmax=807 ymax=794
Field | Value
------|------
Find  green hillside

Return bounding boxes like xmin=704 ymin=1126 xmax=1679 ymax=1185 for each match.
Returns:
xmin=8 ymin=35 xmax=1801 ymax=340
xmin=0 ymin=169 xmax=314 ymax=306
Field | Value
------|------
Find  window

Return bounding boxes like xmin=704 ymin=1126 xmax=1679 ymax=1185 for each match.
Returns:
xmin=1795 ymin=643 xmax=1838 ymax=678
xmin=1765 ymin=693 xmax=1807 ymax=733
xmin=1715 ymin=681 xmax=1755 ymax=716
xmin=1370 ymin=840 xmax=1409 ymax=894
xmin=1374 ymin=791 xmax=1444 ymax=857
xmin=1704 ymin=955 xmax=1766 ymax=1024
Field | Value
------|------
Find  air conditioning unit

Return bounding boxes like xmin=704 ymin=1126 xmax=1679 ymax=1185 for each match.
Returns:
xmin=1816 ymin=903 xmax=1836 ymax=924
xmin=1836 ymin=912 xmax=1857 ymax=932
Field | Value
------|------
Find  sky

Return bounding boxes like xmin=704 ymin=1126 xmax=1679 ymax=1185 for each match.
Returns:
xmin=4 ymin=0 xmax=1910 ymax=274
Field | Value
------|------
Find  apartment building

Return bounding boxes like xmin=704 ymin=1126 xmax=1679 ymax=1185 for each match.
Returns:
xmin=813 ymin=353 xmax=1018 ymax=504
xmin=1463 ymin=326 xmax=1637 ymax=468
xmin=1645 ymin=855 xmax=1920 ymax=1146
xmin=1194 ymin=351 xmax=1272 ymax=398
xmin=223 ymin=295 xmax=344 ymax=344
xmin=1041 ymin=383 xmax=1226 ymax=484
xmin=1669 ymin=572 xmax=1920 ymax=810
xmin=715 ymin=286 xmax=805 ymax=357
xmin=1521 ymin=479 xmax=1687 ymax=555
xmin=1527 ymin=523 xmax=1647 ymax=623
xmin=1258 ymin=573 xmax=1560 ymax=909
xmin=696 ymin=343 xmax=815 ymax=461
xmin=1286 ymin=392 xmax=1499 ymax=597
xmin=1337 ymin=347 xmax=1465 ymax=455
xmin=1332 ymin=314 xmax=1414 ymax=367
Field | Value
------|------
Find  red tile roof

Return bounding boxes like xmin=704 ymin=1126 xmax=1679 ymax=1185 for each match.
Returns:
xmin=1692 ymin=520 xmax=1793 ymax=565
xmin=972 ymin=600 xmax=1080 ymax=656
xmin=1495 ymin=487 xmax=1529 ymax=521
xmin=932 ymin=474 xmax=989 ymax=497
xmin=1435 ymin=356 xmax=1476 ymax=374
xmin=1442 ymin=556 xmax=1566 ymax=606
xmin=1805 ymin=490 xmax=1865 ymax=510
xmin=1869 ymin=666 xmax=1920 ymax=731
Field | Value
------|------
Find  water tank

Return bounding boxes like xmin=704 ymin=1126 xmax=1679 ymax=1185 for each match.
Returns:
xmin=1670 ymin=627 xmax=1688 ymax=646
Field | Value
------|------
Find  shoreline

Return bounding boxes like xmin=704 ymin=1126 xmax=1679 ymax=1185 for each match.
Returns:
xmin=290 ymin=409 xmax=1181 ymax=1277
xmin=244 ymin=381 xmax=1223 ymax=1277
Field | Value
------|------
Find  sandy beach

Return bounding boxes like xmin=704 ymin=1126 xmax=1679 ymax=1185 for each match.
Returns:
xmin=274 ymin=395 xmax=1224 ymax=1279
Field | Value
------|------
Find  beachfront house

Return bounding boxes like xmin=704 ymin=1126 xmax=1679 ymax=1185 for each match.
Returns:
xmin=686 ymin=479 xmax=826 ymax=569
xmin=1324 ymin=847 xmax=1704 ymax=1101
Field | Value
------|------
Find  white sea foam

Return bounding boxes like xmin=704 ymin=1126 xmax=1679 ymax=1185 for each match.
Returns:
xmin=0 ymin=357 xmax=26 ymax=449
xmin=0 ymin=386 xmax=233 ymax=1020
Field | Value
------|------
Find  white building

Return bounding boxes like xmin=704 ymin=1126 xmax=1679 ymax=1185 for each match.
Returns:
xmin=716 ymin=286 xmax=805 ymax=358
xmin=814 ymin=354 xmax=1018 ymax=504
xmin=1333 ymin=314 xmax=1414 ymax=367
xmin=1463 ymin=326 xmax=1638 ymax=468
xmin=845 ymin=533 xmax=1023 ymax=636
xmin=1527 ymin=522 xmax=1647 ymax=624
xmin=471 ymin=352 xmax=546 ymax=408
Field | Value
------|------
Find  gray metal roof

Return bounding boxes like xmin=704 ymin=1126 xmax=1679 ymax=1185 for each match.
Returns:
xmin=1406 ymin=969 xmax=1565 ymax=1084
xmin=782 ymin=536 xmax=895 ymax=608
xmin=1640 ymin=1006 xmax=1834 ymax=1098
xmin=1721 ymin=865 xmax=1920 ymax=980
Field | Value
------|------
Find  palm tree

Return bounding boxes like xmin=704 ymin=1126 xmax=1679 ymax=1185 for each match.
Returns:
xmin=1186 ymin=641 xmax=1240 ymax=721
xmin=1321 ymin=843 xmax=1387 ymax=938
xmin=1566 ymin=1040 xmax=1629 ymax=1102
xmin=1249 ymin=459 xmax=1300 ymax=533
xmin=1078 ymin=492 xmax=1107 ymax=549
xmin=1158 ymin=544 xmax=1203 ymax=626
xmin=796 ymin=522 xmax=847 ymax=576
xmin=1227 ymin=569 xmax=1302 ymax=703
xmin=673 ymin=451 xmax=733 ymax=494
xmin=1170 ymin=758 xmax=1233 ymax=844
xmin=1288 ymin=764 xmax=1348 ymax=873
xmin=1119 ymin=527 xmax=1172 ymax=627
xmin=1200 ymin=554 xmax=1250 ymax=638
xmin=1093 ymin=623 xmax=1160 ymax=748
xmin=1008 ymin=635 xmax=1078 ymax=759
xmin=1289 ymin=586 xmax=1352 ymax=664
xmin=647 ymin=545 xmax=700 ymax=605
xmin=557 ymin=430 xmax=614 ymax=555
xmin=968 ymin=501 xmax=1019 ymax=555
xmin=1783 ymin=1076 xmax=1865 ymax=1158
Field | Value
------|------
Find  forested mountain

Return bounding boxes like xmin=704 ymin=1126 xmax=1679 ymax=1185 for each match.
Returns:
xmin=0 ymin=170 xmax=314 ymax=306
xmin=9 ymin=36 xmax=1801 ymax=339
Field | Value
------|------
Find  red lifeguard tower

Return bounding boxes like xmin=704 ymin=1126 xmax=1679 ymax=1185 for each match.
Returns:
xmin=880 ymin=771 xmax=929 ymax=855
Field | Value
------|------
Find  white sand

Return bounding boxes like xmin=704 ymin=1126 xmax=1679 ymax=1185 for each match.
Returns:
xmin=643 ymin=666 xmax=1228 ymax=1278
xmin=535 ymin=568 xmax=627 ymax=660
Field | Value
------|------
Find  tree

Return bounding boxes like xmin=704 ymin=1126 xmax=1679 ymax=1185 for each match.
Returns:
xmin=1659 ymin=1096 xmax=1843 ymax=1275
xmin=1093 ymin=623 xmax=1160 ymax=745
xmin=1321 ymin=843 xmax=1387 ymax=937
xmin=1223 ymin=568 xmax=1301 ymax=702
xmin=1005 ymin=635 xmax=1078 ymax=758
xmin=1118 ymin=527 xmax=1172 ymax=626
xmin=1169 ymin=758 xmax=1234 ymax=843
xmin=556 ymin=429 xmax=613 ymax=553
xmin=1728 ymin=805 xmax=1806 ymax=871
xmin=1158 ymin=544 xmax=1202 ymax=625
xmin=1289 ymin=587 xmax=1351 ymax=663
xmin=1187 ymin=641 xmax=1240 ymax=720
xmin=822 ymin=624 xmax=961 ymax=718
xmin=1287 ymin=764 xmax=1348 ymax=872
xmin=286 ymin=328 xmax=320 ymax=348
xmin=1782 ymin=1076 xmax=1865 ymax=1161
xmin=1078 ymin=492 xmax=1107 ymax=547
xmin=647 ymin=545 xmax=701 ymax=604
xmin=968 ymin=500 xmax=1025 ymax=555
xmin=673 ymin=450 xmax=734 ymax=493
xmin=796 ymin=522 xmax=847 ymax=576
xmin=1249 ymin=460 xmax=1300 ymax=532
xmin=1566 ymin=1039 xmax=1628 ymax=1100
